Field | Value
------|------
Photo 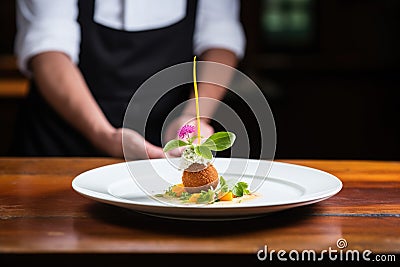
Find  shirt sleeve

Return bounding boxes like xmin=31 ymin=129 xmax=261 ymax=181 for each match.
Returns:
xmin=15 ymin=0 xmax=80 ymax=77
xmin=193 ymin=0 xmax=246 ymax=59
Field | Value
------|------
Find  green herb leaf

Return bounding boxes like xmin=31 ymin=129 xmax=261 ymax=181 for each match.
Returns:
xmin=180 ymin=191 xmax=192 ymax=201
xmin=194 ymin=145 xmax=213 ymax=160
xmin=163 ymin=139 xmax=189 ymax=152
xmin=202 ymin=132 xmax=236 ymax=151
xmin=218 ymin=176 xmax=229 ymax=193
xmin=187 ymin=135 xmax=203 ymax=145
xmin=196 ymin=189 xmax=216 ymax=203
xmin=232 ymin=181 xmax=250 ymax=197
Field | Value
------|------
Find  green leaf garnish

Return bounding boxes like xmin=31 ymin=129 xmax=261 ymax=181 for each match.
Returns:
xmin=218 ymin=176 xmax=229 ymax=193
xmin=232 ymin=181 xmax=250 ymax=197
xmin=180 ymin=191 xmax=191 ymax=201
xmin=163 ymin=139 xmax=189 ymax=152
xmin=196 ymin=189 xmax=216 ymax=203
xmin=202 ymin=132 xmax=236 ymax=151
xmin=187 ymin=135 xmax=203 ymax=145
xmin=194 ymin=145 xmax=213 ymax=160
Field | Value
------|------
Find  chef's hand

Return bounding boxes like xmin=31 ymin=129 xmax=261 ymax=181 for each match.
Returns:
xmin=164 ymin=115 xmax=214 ymax=157
xmin=96 ymin=128 xmax=165 ymax=160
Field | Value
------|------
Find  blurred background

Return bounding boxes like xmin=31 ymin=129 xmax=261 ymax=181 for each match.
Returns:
xmin=0 ymin=0 xmax=399 ymax=160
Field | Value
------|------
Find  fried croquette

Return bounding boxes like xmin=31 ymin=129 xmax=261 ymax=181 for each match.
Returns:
xmin=182 ymin=164 xmax=219 ymax=193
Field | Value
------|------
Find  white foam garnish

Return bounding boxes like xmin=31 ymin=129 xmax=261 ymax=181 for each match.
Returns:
xmin=179 ymin=146 xmax=212 ymax=170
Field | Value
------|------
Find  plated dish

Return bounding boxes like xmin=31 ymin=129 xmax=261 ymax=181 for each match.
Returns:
xmin=72 ymin=158 xmax=342 ymax=220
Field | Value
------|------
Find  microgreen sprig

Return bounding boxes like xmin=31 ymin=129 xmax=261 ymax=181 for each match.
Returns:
xmin=163 ymin=125 xmax=236 ymax=160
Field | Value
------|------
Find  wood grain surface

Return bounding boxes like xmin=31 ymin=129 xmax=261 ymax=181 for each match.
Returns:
xmin=0 ymin=158 xmax=399 ymax=265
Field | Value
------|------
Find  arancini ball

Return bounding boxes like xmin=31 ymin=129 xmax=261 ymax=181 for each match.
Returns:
xmin=182 ymin=164 xmax=219 ymax=193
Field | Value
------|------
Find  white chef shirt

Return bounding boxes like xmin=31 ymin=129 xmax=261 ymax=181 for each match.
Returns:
xmin=15 ymin=0 xmax=246 ymax=77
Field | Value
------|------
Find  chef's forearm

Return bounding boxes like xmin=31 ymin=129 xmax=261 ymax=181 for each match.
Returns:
xmin=29 ymin=51 xmax=115 ymax=151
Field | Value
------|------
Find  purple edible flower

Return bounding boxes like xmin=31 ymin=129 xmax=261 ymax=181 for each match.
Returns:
xmin=178 ymin=125 xmax=196 ymax=140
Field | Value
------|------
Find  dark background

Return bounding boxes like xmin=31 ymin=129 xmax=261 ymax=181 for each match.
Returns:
xmin=0 ymin=0 xmax=399 ymax=160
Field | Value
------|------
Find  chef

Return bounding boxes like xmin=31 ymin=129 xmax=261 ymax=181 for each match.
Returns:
xmin=11 ymin=0 xmax=245 ymax=158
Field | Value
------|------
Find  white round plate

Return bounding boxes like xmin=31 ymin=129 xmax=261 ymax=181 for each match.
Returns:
xmin=72 ymin=158 xmax=342 ymax=221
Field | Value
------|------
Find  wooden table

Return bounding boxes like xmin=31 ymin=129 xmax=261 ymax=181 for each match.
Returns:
xmin=0 ymin=158 xmax=399 ymax=266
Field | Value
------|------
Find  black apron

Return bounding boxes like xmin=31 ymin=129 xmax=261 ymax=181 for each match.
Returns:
xmin=10 ymin=0 xmax=196 ymax=156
